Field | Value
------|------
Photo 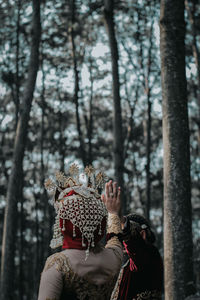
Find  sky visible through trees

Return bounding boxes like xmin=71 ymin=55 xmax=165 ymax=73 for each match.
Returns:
xmin=0 ymin=0 xmax=200 ymax=299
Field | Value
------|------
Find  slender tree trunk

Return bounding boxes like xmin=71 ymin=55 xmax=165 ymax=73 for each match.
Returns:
xmin=36 ymin=41 xmax=50 ymax=295
xmin=185 ymin=0 xmax=200 ymax=143
xmin=19 ymin=165 xmax=24 ymax=300
xmin=104 ymin=0 xmax=126 ymax=213
xmin=87 ymin=57 xmax=94 ymax=165
xmin=145 ymin=20 xmax=154 ymax=221
xmin=70 ymin=0 xmax=87 ymax=166
xmin=160 ymin=1 xmax=195 ymax=299
xmin=59 ymin=110 xmax=65 ymax=171
xmin=185 ymin=0 xmax=200 ymax=90
xmin=40 ymin=49 xmax=45 ymax=189
xmin=123 ymin=70 xmax=139 ymax=163
xmin=0 ymin=1 xmax=41 ymax=299
xmin=145 ymin=95 xmax=152 ymax=221
xmin=15 ymin=0 xmax=21 ymax=130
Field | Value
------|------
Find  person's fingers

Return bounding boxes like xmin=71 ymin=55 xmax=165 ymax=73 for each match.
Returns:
xmin=113 ymin=182 xmax=117 ymax=198
xmin=101 ymin=194 xmax=106 ymax=204
xmin=117 ymin=187 xmax=121 ymax=204
xmin=116 ymin=189 xmax=121 ymax=215
xmin=105 ymin=183 xmax=109 ymax=198
xmin=108 ymin=180 xmax=113 ymax=195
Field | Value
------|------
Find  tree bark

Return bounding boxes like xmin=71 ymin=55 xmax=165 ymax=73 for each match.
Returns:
xmin=70 ymin=0 xmax=87 ymax=167
xmin=104 ymin=0 xmax=126 ymax=213
xmin=145 ymin=20 xmax=154 ymax=221
xmin=185 ymin=0 xmax=200 ymax=140
xmin=87 ymin=57 xmax=94 ymax=165
xmin=19 ymin=165 xmax=24 ymax=300
xmin=185 ymin=0 xmax=200 ymax=91
xmin=160 ymin=1 xmax=195 ymax=299
xmin=15 ymin=0 xmax=21 ymax=129
xmin=0 ymin=1 xmax=41 ymax=299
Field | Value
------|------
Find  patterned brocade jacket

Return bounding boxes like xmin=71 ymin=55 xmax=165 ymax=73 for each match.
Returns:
xmin=38 ymin=215 xmax=123 ymax=300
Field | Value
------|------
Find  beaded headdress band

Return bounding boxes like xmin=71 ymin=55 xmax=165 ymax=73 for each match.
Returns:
xmin=45 ymin=164 xmax=108 ymax=258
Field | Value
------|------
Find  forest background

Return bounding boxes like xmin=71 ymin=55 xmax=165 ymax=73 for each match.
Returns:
xmin=0 ymin=0 xmax=199 ymax=299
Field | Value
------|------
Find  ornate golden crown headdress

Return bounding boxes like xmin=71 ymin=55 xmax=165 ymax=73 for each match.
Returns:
xmin=45 ymin=163 xmax=107 ymax=195
xmin=44 ymin=164 xmax=108 ymax=259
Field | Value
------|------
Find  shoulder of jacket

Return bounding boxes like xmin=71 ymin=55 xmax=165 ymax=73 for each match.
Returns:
xmin=44 ymin=252 xmax=71 ymax=274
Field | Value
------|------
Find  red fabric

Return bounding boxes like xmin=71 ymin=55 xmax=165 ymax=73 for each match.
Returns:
xmin=118 ymin=236 xmax=163 ymax=300
xmin=123 ymin=242 xmax=137 ymax=272
xmin=59 ymin=190 xmax=106 ymax=250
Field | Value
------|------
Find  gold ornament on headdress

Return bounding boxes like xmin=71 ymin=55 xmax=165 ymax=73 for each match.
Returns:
xmin=44 ymin=163 xmax=108 ymax=259
xmin=85 ymin=165 xmax=95 ymax=177
xmin=44 ymin=178 xmax=63 ymax=192
xmin=69 ymin=163 xmax=79 ymax=176
xmin=84 ymin=165 xmax=95 ymax=187
xmin=44 ymin=163 xmax=107 ymax=193
xmin=96 ymin=171 xmax=108 ymax=189
xmin=55 ymin=171 xmax=68 ymax=187
xmin=44 ymin=178 xmax=54 ymax=190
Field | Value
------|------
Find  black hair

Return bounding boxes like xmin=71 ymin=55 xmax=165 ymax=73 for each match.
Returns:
xmin=125 ymin=213 xmax=156 ymax=244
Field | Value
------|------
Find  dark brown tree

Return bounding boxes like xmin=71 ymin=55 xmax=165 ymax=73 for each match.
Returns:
xmin=104 ymin=0 xmax=126 ymax=213
xmin=0 ymin=1 xmax=41 ymax=299
xmin=185 ymin=0 xmax=200 ymax=142
xmin=70 ymin=0 xmax=87 ymax=167
xmin=15 ymin=0 xmax=21 ymax=129
xmin=144 ymin=19 xmax=154 ymax=221
xmin=160 ymin=0 xmax=195 ymax=299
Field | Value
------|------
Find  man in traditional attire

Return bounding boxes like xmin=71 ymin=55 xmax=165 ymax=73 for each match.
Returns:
xmin=111 ymin=214 xmax=163 ymax=300
xmin=38 ymin=164 xmax=123 ymax=300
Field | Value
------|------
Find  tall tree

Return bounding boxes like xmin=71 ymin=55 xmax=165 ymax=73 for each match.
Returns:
xmin=185 ymin=0 xmax=200 ymax=145
xmin=104 ymin=0 xmax=126 ymax=213
xmin=144 ymin=19 xmax=154 ymax=221
xmin=0 ymin=1 xmax=41 ymax=299
xmin=160 ymin=0 xmax=195 ymax=299
xmin=70 ymin=0 xmax=87 ymax=166
xmin=15 ymin=0 xmax=21 ymax=129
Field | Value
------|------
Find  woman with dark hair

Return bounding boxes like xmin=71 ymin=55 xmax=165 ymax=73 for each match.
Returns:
xmin=37 ymin=164 xmax=123 ymax=300
xmin=111 ymin=214 xmax=163 ymax=300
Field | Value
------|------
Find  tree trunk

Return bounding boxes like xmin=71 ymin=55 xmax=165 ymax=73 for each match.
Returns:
xmin=70 ymin=0 xmax=87 ymax=167
xmin=160 ymin=1 xmax=195 ymax=299
xmin=19 ymin=165 xmax=24 ymax=300
xmin=15 ymin=0 xmax=21 ymax=130
xmin=145 ymin=95 xmax=152 ymax=221
xmin=185 ymin=0 xmax=200 ymax=91
xmin=87 ymin=57 xmax=94 ymax=165
xmin=104 ymin=0 xmax=126 ymax=213
xmin=185 ymin=0 xmax=200 ymax=143
xmin=145 ymin=20 xmax=154 ymax=221
xmin=0 ymin=1 xmax=41 ymax=299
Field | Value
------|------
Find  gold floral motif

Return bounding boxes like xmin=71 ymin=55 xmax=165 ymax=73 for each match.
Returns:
xmin=96 ymin=172 xmax=108 ymax=188
xmin=84 ymin=165 xmax=95 ymax=177
xmin=55 ymin=171 xmax=68 ymax=187
xmin=110 ymin=265 xmax=124 ymax=300
xmin=106 ymin=237 xmax=122 ymax=255
xmin=135 ymin=289 xmax=162 ymax=300
xmin=44 ymin=252 xmax=119 ymax=300
xmin=107 ymin=213 xmax=122 ymax=235
xmin=69 ymin=163 xmax=79 ymax=176
xmin=44 ymin=253 xmax=71 ymax=273
xmin=106 ymin=214 xmax=122 ymax=267
xmin=44 ymin=178 xmax=56 ymax=191
xmin=45 ymin=164 xmax=107 ymax=193
xmin=64 ymin=268 xmax=118 ymax=300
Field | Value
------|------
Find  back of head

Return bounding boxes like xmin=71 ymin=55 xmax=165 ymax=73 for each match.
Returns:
xmin=45 ymin=164 xmax=108 ymax=259
xmin=124 ymin=213 xmax=156 ymax=244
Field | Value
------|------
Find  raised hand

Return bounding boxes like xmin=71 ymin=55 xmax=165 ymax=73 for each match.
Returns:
xmin=101 ymin=180 xmax=121 ymax=215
